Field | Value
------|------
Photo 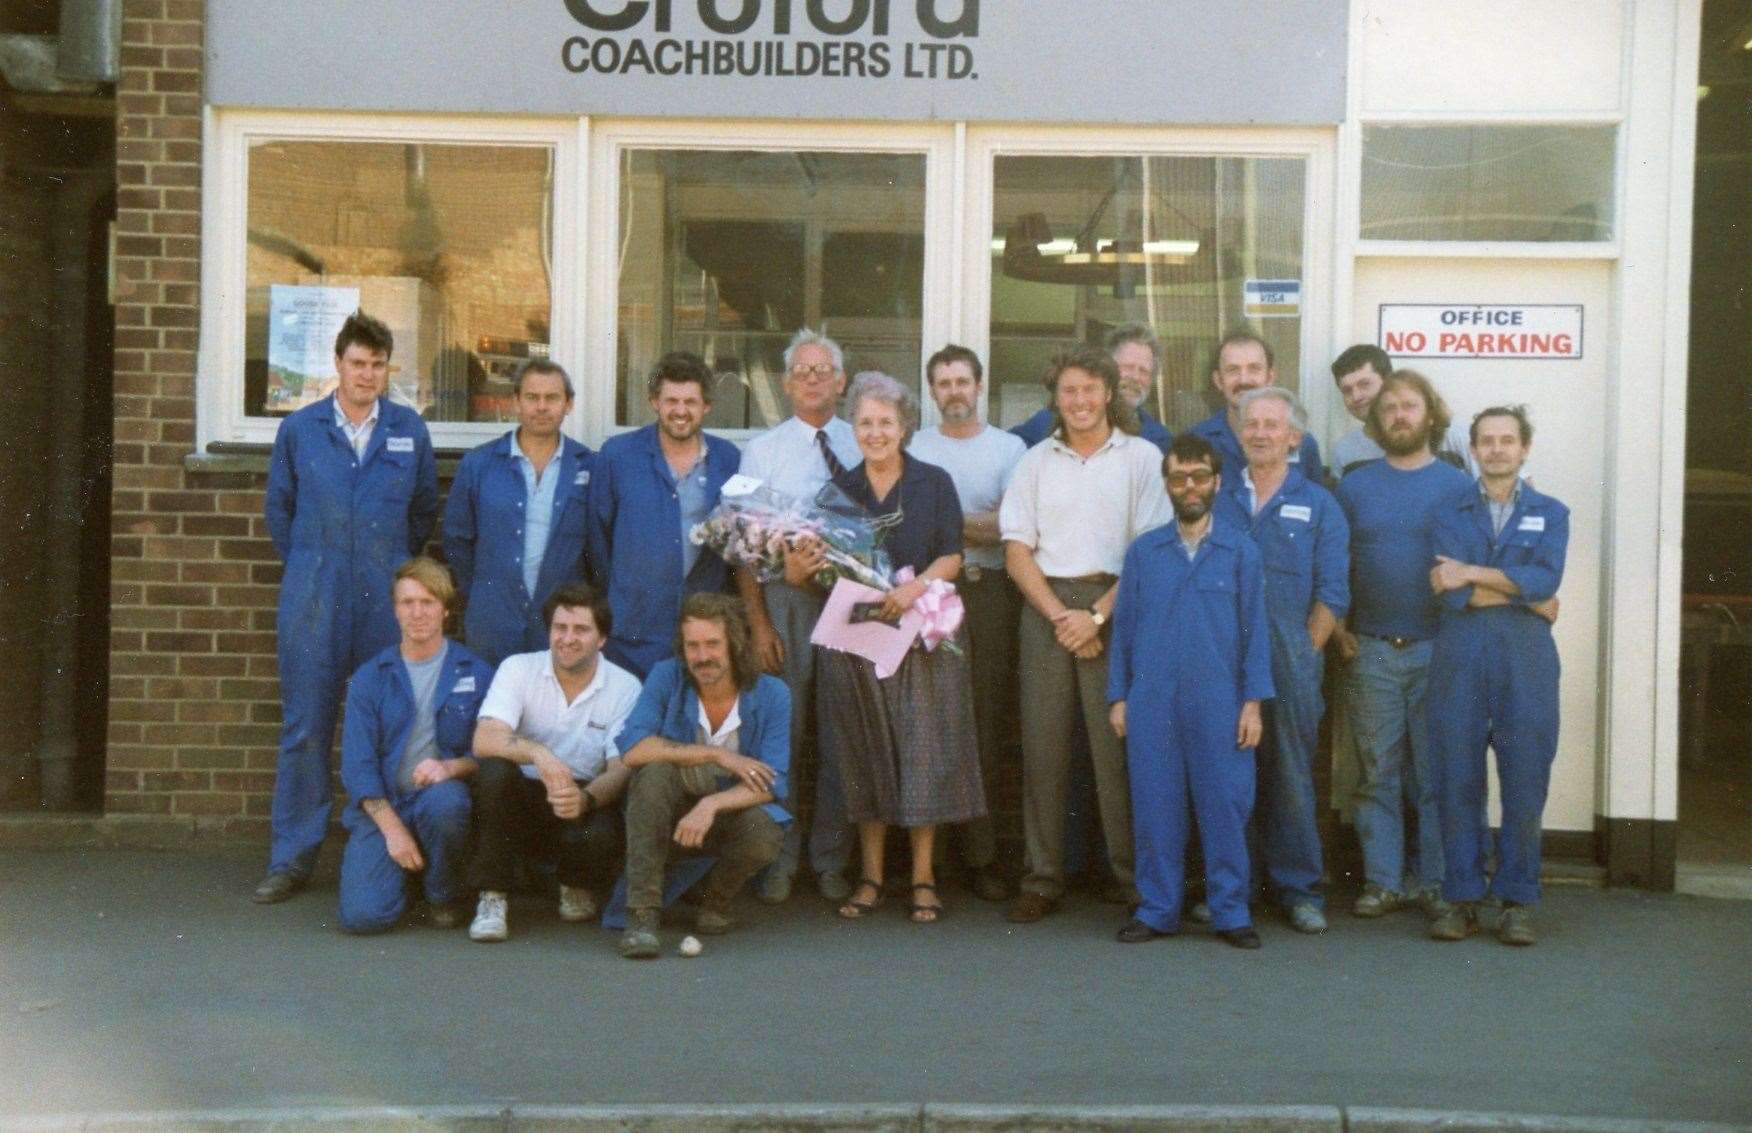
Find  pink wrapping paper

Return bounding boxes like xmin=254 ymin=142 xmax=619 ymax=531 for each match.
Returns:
xmin=809 ymin=571 xmax=965 ymax=680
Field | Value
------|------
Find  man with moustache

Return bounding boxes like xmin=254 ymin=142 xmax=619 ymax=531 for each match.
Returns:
xmin=733 ymin=329 xmax=861 ymax=904
xmin=256 ymin=311 xmax=438 ymax=904
xmin=1426 ymin=407 xmax=1569 ymax=946
xmin=1213 ymin=388 xmax=1348 ymax=934
xmin=1000 ymin=345 xmax=1171 ymax=924
xmin=1328 ymin=344 xmax=1474 ymax=481
xmin=1336 ymin=371 xmax=1471 ymax=919
xmin=589 ymin=352 xmax=742 ymax=678
xmin=335 ymin=558 xmax=494 ymax=934
xmin=615 ymin=593 xmax=790 ymax=958
xmin=444 ymin=359 xmax=595 ymax=666
xmin=908 ymin=344 xmax=1026 ymax=901
xmin=1189 ymin=330 xmax=1324 ymax=486
xmin=1011 ymin=324 xmax=1173 ymax=453
xmin=466 ymin=583 xmax=642 ymax=942
xmin=1109 ymin=434 xmax=1272 ymax=948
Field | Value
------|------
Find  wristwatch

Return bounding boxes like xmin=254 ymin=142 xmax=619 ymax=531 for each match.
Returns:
xmin=1088 ymin=608 xmax=1107 ymax=627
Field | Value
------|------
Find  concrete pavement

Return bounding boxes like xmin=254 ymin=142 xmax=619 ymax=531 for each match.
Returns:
xmin=3 ymin=850 xmax=1749 ymax=1128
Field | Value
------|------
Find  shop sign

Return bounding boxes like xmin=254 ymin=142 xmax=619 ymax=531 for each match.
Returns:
xmin=1378 ymin=304 xmax=1583 ymax=360
xmin=1243 ymin=279 xmax=1299 ymax=318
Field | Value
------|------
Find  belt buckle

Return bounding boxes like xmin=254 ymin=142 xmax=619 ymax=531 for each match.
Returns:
xmin=964 ymin=564 xmax=983 ymax=583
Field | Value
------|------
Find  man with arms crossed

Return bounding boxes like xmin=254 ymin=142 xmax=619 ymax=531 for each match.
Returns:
xmin=336 ymin=558 xmax=493 ymax=934
xmin=1426 ymin=407 xmax=1568 ymax=946
xmin=1000 ymin=345 xmax=1170 ymax=924
xmin=909 ymin=344 xmax=1026 ymax=901
xmin=467 ymin=583 xmax=642 ymax=942
xmin=1011 ymin=324 xmax=1173 ymax=454
xmin=615 ymin=593 xmax=790 ymax=958
xmin=733 ymin=329 xmax=861 ymax=904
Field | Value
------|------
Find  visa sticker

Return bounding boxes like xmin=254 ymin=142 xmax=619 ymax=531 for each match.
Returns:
xmin=386 ymin=436 xmax=414 ymax=453
xmin=1518 ymin=515 xmax=1545 ymax=532
xmin=1280 ymin=504 xmax=1313 ymax=523
xmin=721 ymin=474 xmax=763 ymax=497
xmin=453 ymin=676 xmax=476 ymax=693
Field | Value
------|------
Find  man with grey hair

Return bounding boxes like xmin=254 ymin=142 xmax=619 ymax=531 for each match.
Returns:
xmin=733 ymin=328 xmax=861 ymax=903
xmin=1011 ymin=324 xmax=1172 ymax=454
xmin=1213 ymin=386 xmax=1349 ymax=933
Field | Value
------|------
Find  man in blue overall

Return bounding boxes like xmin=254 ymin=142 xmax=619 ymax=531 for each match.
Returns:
xmin=443 ymin=359 xmax=594 ymax=666
xmin=1109 ymin=434 xmax=1273 ymax=948
xmin=1214 ymin=387 xmax=1349 ymax=934
xmin=336 ymin=558 xmax=493 ymax=933
xmin=1011 ymin=323 xmax=1173 ymax=454
xmin=256 ymin=311 xmax=438 ymax=904
xmin=588 ymin=351 xmax=741 ymax=678
xmin=1426 ymin=406 xmax=1569 ymax=946
xmin=1189 ymin=330 xmax=1324 ymax=486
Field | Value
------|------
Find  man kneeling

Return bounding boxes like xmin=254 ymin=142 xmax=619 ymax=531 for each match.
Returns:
xmin=467 ymin=583 xmax=642 ymax=942
xmin=615 ymin=593 xmax=791 ymax=958
xmin=338 ymin=558 xmax=494 ymax=933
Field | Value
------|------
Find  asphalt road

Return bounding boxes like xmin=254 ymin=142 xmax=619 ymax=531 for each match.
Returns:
xmin=3 ymin=850 xmax=1749 ymax=1125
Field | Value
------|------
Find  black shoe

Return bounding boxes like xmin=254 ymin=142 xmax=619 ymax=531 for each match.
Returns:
xmin=251 ymin=872 xmax=306 ymax=904
xmin=1116 ymin=917 xmax=1175 ymax=944
xmin=967 ymin=865 xmax=1013 ymax=902
xmin=1217 ymin=926 xmax=1262 ymax=950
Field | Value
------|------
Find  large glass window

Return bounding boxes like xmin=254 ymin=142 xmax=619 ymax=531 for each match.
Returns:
xmin=615 ymin=149 xmax=926 ymax=430
xmin=988 ymin=154 xmax=1306 ymax=431
xmin=1361 ymin=125 xmax=1617 ymax=243
xmin=244 ymin=140 xmax=555 ymax=423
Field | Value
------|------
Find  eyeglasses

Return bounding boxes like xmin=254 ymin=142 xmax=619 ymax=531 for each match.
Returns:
xmin=1166 ymin=470 xmax=1215 ymax=489
xmin=789 ymin=363 xmax=838 ymax=380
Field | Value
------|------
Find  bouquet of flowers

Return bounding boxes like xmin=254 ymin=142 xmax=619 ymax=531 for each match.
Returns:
xmin=691 ymin=479 xmax=893 ymax=592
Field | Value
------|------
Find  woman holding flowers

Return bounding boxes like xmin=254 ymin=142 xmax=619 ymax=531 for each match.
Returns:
xmin=794 ymin=371 xmax=983 ymax=924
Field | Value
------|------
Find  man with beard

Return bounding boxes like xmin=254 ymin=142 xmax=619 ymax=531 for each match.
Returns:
xmin=1189 ymin=331 xmax=1324 ymax=486
xmin=1213 ymin=388 xmax=1348 ymax=935
xmin=444 ymin=359 xmax=595 ymax=667
xmin=1000 ymin=345 xmax=1170 ymax=924
xmin=616 ymin=593 xmax=790 ymax=958
xmin=1426 ymin=407 xmax=1569 ymax=946
xmin=1108 ymin=434 xmax=1272 ymax=948
xmin=466 ymin=583 xmax=642 ymax=942
xmin=1335 ymin=371 xmax=1471 ymax=919
xmin=733 ymin=329 xmax=861 ymax=904
xmin=588 ymin=352 xmax=742 ymax=678
xmin=1011 ymin=324 xmax=1173 ymax=454
xmin=907 ymin=344 xmax=1026 ymax=901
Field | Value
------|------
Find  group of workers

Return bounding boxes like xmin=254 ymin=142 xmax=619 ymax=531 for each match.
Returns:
xmin=250 ymin=308 xmax=1569 ymax=956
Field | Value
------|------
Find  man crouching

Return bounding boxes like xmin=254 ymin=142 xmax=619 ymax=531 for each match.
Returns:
xmin=615 ymin=593 xmax=791 ymax=958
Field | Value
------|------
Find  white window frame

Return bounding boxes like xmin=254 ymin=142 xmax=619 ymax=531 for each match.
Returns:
xmin=960 ymin=124 xmax=1339 ymax=433
xmin=584 ymin=117 xmax=957 ymax=444
xmin=196 ymin=109 xmax=581 ymax=452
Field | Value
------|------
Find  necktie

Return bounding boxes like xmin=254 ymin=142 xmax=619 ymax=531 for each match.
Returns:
xmin=815 ymin=428 xmax=847 ymax=479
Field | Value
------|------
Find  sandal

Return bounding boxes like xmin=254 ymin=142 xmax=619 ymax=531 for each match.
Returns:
xmin=838 ymin=877 xmax=883 ymax=920
xmin=909 ymin=882 xmax=944 ymax=925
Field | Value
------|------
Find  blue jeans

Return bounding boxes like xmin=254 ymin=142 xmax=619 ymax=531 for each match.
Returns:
xmin=1346 ymin=635 xmax=1443 ymax=894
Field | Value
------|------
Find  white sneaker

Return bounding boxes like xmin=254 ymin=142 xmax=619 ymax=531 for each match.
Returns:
xmin=557 ymin=884 xmax=597 ymax=923
xmin=469 ymin=891 xmax=509 ymax=942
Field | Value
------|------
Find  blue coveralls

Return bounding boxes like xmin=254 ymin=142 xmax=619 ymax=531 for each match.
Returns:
xmin=264 ymin=395 xmax=437 ymax=878
xmin=1011 ymin=406 xmax=1173 ymax=453
xmin=587 ymin=424 xmax=741 ymax=678
xmin=336 ymin=640 xmax=494 ymax=934
xmin=1188 ymin=412 xmax=1325 ymax=487
xmin=1108 ymin=521 xmax=1274 ymax=932
xmin=1214 ymin=468 xmax=1349 ymax=910
xmin=442 ymin=431 xmax=595 ymax=666
xmin=1427 ymin=482 xmax=1569 ymax=906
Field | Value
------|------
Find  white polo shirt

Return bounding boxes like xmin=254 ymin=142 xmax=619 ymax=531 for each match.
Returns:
xmin=999 ymin=429 xmax=1170 ymax=578
xmin=478 ymin=650 xmax=643 ymax=782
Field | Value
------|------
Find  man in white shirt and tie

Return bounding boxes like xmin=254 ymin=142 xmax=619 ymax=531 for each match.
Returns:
xmin=733 ymin=328 xmax=861 ymax=904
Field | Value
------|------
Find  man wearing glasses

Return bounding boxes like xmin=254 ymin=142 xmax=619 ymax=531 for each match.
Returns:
xmin=732 ymin=329 xmax=862 ymax=904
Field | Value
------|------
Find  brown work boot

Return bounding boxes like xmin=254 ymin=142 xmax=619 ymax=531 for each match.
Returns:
xmin=618 ymin=908 xmax=661 ymax=959
xmin=1006 ymin=892 xmax=1058 ymax=924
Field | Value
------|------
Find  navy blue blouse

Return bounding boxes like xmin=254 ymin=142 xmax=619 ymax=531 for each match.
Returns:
xmin=832 ymin=453 xmax=964 ymax=577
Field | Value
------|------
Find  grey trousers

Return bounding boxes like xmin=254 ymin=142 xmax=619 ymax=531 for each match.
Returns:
xmin=952 ymin=569 xmax=1020 ymax=869
xmin=623 ymin=762 xmax=784 ymax=913
xmin=764 ymin=581 xmax=850 ymax=880
xmin=1018 ymin=577 xmax=1134 ymax=899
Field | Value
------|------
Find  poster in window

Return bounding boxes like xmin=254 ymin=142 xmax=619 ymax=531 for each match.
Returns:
xmin=265 ymin=284 xmax=359 ymax=412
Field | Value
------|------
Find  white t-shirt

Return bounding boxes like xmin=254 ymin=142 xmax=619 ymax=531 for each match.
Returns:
xmin=999 ymin=430 xmax=1171 ymax=578
xmin=478 ymin=651 xmax=642 ymax=781
xmin=907 ymin=425 xmax=1026 ymax=570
